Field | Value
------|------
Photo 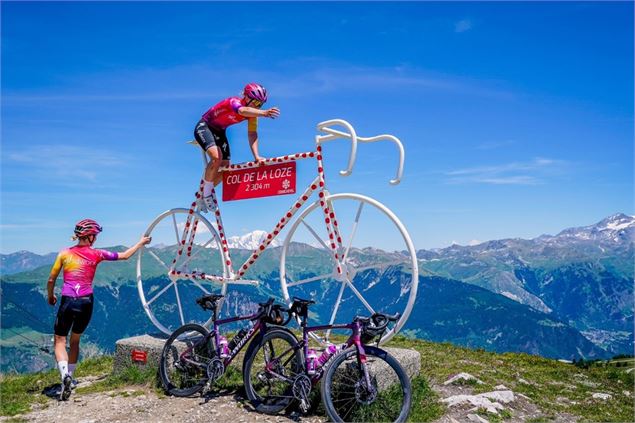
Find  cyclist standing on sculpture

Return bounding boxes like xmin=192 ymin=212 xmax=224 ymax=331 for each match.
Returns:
xmin=193 ymin=83 xmax=280 ymax=210
xmin=47 ymin=219 xmax=151 ymax=400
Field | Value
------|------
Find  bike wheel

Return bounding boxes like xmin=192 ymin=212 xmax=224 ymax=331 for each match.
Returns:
xmin=280 ymin=193 xmax=418 ymax=344
xmin=243 ymin=329 xmax=304 ymax=414
xmin=160 ymin=323 xmax=214 ymax=397
xmin=321 ymin=346 xmax=411 ymax=423
xmin=137 ymin=208 xmax=229 ymax=334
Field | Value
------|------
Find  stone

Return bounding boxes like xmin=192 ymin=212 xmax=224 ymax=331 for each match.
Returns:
xmin=480 ymin=390 xmax=515 ymax=404
xmin=442 ymin=394 xmax=503 ymax=414
xmin=442 ymin=390 xmax=515 ymax=415
xmin=113 ymin=333 xmax=168 ymax=374
xmin=382 ymin=347 xmax=421 ymax=381
xmin=467 ymin=413 xmax=490 ymax=423
xmin=591 ymin=392 xmax=612 ymax=400
xmin=444 ymin=372 xmax=484 ymax=385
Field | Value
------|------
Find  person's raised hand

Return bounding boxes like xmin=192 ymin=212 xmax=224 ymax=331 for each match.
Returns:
xmin=266 ymin=107 xmax=280 ymax=119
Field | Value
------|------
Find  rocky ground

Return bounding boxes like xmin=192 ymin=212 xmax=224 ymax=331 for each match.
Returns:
xmin=2 ymin=375 xmax=323 ymax=423
xmin=1 ymin=370 xmax=591 ymax=423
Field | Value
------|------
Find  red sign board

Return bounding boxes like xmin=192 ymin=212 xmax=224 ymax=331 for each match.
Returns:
xmin=131 ymin=349 xmax=147 ymax=363
xmin=223 ymin=162 xmax=296 ymax=201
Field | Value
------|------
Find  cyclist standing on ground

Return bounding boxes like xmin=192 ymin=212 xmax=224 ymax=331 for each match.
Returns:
xmin=47 ymin=219 xmax=151 ymax=400
xmin=193 ymin=83 xmax=280 ymax=211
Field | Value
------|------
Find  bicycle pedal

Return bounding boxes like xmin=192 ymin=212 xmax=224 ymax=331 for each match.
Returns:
xmin=202 ymin=380 xmax=213 ymax=395
xmin=299 ymin=399 xmax=310 ymax=413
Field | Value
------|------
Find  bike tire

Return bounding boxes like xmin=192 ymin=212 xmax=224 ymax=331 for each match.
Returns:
xmin=242 ymin=328 xmax=304 ymax=414
xmin=159 ymin=323 xmax=213 ymax=397
xmin=321 ymin=346 xmax=411 ymax=423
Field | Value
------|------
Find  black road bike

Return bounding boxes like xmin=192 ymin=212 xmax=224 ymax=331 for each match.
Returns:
xmin=159 ymin=294 xmax=293 ymax=397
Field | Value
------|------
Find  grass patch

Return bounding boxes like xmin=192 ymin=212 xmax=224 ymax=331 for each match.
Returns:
xmin=407 ymin=375 xmax=445 ymax=422
xmin=76 ymin=361 xmax=159 ymax=395
xmin=388 ymin=336 xmax=635 ymax=423
xmin=0 ymin=355 xmax=113 ymax=417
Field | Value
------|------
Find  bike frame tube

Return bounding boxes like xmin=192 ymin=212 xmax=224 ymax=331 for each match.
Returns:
xmin=172 ymin=149 xmax=347 ymax=284
xmin=258 ymin=319 xmax=368 ymax=389
xmin=300 ymin=320 xmax=366 ymax=382
xmin=210 ymin=313 xmax=262 ymax=366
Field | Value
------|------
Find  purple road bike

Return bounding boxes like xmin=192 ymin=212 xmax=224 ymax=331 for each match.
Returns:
xmin=159 ymin=294 xmax=293 ymax=397
xmin=242 ymin=297 xmax=412 ymax=422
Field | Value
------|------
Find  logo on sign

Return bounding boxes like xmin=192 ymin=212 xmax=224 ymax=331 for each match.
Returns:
xmin=223 ymin=162 xmax=297 ymax=201
xmin=131 ymin=349 xmax=147 ymax=363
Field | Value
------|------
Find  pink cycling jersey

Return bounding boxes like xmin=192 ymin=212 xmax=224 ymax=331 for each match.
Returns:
xmin=202 ymin=97 xmax=248 ymax=130
xmin=51 ymin=246 xmax=118 ymax=297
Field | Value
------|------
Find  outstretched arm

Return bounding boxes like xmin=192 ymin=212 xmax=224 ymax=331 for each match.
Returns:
xmin=117 ymin=236 xmax=152 ymax=260
xmin=238 ymin=106 xmax=280 ymax=119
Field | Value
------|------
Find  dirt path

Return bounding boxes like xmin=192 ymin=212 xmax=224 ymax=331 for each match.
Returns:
xmin=4 ymin=385 xmax=325 ymax=423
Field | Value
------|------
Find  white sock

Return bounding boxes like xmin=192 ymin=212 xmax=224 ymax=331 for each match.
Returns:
xmin=57 ymin=360 xmax=68 ymax=381
xmin=68 ymin=363 xmax=76 ymax=376
xmin=203 ymin=180 xmax=214 ymax=197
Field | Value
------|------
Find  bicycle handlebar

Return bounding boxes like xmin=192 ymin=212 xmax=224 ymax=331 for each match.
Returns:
xmin=315 ymin=119 xmax=405 ymax=185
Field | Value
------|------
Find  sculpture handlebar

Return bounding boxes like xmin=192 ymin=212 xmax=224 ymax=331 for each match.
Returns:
xmin=315 ymin=119 xmax=404 ymax=185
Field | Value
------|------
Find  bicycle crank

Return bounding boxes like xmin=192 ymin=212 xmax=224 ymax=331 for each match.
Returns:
xmin=291 ymin=374 xmax=312 ymax=412
xmin=206 ymin=359 xmax=225 ymax=384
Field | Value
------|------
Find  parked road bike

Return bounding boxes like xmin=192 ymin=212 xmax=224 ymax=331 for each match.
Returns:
xmin=137 ymin=119 xmax=418 ymax=344
xmin=159 ymin=294 xmax=293 ymax=397
xmin=242 ymin=297 xmax=412 ymax=422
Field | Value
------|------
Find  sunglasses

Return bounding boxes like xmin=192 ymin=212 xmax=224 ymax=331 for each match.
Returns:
xmin=247 ymin=98 xmax=263 ymax=108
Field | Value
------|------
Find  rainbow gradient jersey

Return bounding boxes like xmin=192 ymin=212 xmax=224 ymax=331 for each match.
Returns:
xmin=51 ymin=246 xmax=118 ymax=297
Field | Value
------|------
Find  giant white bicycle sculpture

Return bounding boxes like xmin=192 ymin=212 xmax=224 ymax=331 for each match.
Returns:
xmin=137 ymin=119 xmax=418 ymax=344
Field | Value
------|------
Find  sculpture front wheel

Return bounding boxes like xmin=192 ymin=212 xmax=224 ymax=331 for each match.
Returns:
xmin=280 ymin=193 xmax=418 ymax=344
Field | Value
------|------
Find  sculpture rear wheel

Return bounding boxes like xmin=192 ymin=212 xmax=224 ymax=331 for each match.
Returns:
xmin=280 ymin=193 xmax=418 ymax=344
xmin=137 ymin=208 xmax=228 ymax=334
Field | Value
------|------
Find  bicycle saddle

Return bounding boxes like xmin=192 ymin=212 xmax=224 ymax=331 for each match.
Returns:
xmin=290 ymin=297 xmax=315 ymax=318
xmin=292 ymin=297 xmax=315 ymax=306
xmin=258 ymin=298 xmax=275 ymax=308
xmin=196 ymin=294 xmax=224 ymax=311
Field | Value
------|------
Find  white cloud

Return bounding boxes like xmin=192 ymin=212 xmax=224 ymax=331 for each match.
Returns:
xmin=476 ymin=140 xmax=516 ymax=150
xmin=454 ymin=19 xmax=473 ymax=33
xmin=445 ymin=157 xmax=569 ymax=185
xmin=5 ymin=144 xmax=128 ymax=184
xmin=3 ymin=60 xmax=515 ymax=106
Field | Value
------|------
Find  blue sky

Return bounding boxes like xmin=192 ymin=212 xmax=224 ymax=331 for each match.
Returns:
xmin=1 ymin=1 xmax=633 ymax=254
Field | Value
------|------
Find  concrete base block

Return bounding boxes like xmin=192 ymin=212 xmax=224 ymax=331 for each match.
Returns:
xmin=113 ymin=333 xmax=167 ymax=374
xmin=113 ymin=334 xmax=421 ymax=382
xmin=383 ymin=347 xmax=421 ymax=381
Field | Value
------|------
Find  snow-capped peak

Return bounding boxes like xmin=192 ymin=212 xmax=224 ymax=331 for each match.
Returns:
xmin=207 ymin=230 xmax=282 ymax=250
xmin=552 ymin=213 xmax=634 ymax=244
xmin=596 ymin=213 xmax=635 ymax=232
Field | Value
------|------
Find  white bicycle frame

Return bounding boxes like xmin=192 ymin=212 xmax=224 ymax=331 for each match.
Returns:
xmin=138 ymin=119 xmax=416 ymax=337
xmin=175 ymin=119 xmax=406 ymax=284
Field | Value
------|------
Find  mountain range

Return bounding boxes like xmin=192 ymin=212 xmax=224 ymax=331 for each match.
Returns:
xmin=1 ymin=213 xmax=633 ymax=373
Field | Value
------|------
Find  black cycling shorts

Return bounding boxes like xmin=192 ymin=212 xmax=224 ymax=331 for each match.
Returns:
xmin=54 ymin=295 xmax=94 ymax=336
xmin=194 ymin=119 xmax=231 ymax=160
